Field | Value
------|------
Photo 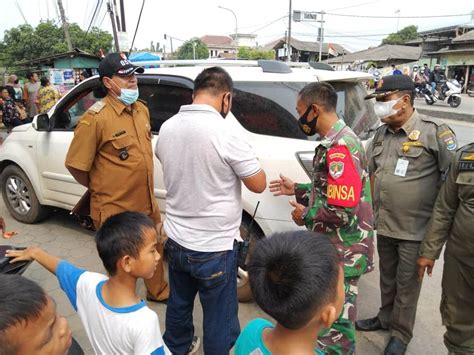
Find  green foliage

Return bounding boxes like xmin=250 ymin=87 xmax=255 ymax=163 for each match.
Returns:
xmin=176 ymin=38 xmax=208 ymax=60
xmin=0 ymin=21 xmax=113 ymax=68
xmin=382 ymin=25 xmax=418 ymax=45
xmin=238 ymin=47 xmax=274 ymax=60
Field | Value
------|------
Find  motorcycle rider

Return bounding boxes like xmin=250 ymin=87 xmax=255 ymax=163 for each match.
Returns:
xmin=429 ymin=64 xmax=446 ymax=95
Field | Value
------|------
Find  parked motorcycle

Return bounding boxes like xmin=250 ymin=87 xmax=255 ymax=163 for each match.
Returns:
xmin=467 ymin=82 xmax=474 ymax=97
xmin=424 ymin=79 xmax=462 ymax=107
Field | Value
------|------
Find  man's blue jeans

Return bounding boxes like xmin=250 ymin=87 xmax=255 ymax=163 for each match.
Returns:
xmin=163 ymin=238 xmax=240 ymax=355
xmin=431 ymin=82 xmax=437 ymax=94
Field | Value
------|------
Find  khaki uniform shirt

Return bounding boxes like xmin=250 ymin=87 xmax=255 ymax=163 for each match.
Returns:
xmin=65 ymin=95 xmax=159 ymax=225
xmin=368 ymin=110 xmax=457 ymax=241
xmin=420 ymin=143 xmax=474 ymax=266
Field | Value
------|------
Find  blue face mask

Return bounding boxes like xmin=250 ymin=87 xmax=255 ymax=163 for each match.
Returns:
xmin=118 ymin=88 xmax=139 ymax=106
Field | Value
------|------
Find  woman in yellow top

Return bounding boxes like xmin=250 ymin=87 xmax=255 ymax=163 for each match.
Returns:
xmin=37 ymin=77 xmax=60 ymax=114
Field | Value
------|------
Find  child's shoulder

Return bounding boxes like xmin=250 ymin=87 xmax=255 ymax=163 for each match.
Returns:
xmin=243 ymin=318 xmax=274 ymax=333
xmin=235 ymin=318 xmax=274 ymax=355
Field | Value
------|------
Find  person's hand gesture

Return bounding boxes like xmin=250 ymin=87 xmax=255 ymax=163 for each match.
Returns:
xmin=269 ymin=174 xmax=295 ymax=196
xmin=416 ymin=256 xmax=435 ymax=281
xmin=289 ymin=200 xmax=305 ymax=226
xmin=5 ymin=247 xmax=38 ymax=263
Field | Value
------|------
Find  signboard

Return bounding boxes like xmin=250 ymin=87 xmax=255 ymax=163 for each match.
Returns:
xmin=118 ymin=32 xmax=129 ymax=52
xmin=293 ymin=10 xmax=318 ymax=22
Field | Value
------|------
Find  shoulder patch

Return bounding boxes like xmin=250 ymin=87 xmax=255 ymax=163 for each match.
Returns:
xmin=88 ymin=101 xmax=106 ymax=114
xmin=437 ymin=125 xmax=457 ymax=151
xmin=78 ymin=112 xmax=96 ymax=126
xmin=326 ymin=145 xmax=362 ymax=208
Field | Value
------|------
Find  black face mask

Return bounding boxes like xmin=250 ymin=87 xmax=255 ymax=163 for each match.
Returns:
xmin=220 ymin=94 xmax=230 ymax=119
xmin=298 ymin=105 xmax=319 ymax=136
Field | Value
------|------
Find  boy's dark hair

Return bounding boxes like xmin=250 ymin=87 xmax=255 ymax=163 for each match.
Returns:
xmin=298 ymin=82 xmax=338 ymax=113
xmin=248 ymin=231 xmax=340 ymax=330
xmin=95 ymin=211 xmax=155 ymax=275
xmin=193 ymin=66 xmax=233 ymax=96
xmin=0 ymin=275 xmax=49 ymax=355
xmin=40 ymin=76 xmax=49 ymax=87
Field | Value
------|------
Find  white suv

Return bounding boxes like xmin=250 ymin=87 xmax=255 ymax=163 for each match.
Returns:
xmin=0 ymin=60 xmax=376 ymax=300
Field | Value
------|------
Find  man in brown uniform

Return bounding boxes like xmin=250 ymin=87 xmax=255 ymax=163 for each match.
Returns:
xmin=356 ymin=75 xmax=457 ymax=355
xmin=418 ymin=142 xmax=474 ymax=355
xmin=65 ymin=53 xmax=168 ymax=302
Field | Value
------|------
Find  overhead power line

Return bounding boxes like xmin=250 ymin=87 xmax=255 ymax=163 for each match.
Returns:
xmin=324 ymin=11 xmax=472 ymax=19
xmin=250 ymin=15 xmax=288 ymax=34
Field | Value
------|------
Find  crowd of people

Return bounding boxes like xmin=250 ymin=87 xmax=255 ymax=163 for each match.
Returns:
xmin=0 ymin=53 xmax=472 ymax=355
xmin=0 ymin=71 xmax=62 ymax=131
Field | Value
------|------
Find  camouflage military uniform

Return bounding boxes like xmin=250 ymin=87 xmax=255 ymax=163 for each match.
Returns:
xmin=295 ymin=119 xmax=375 ymax=355
xmin=420 ymin=142 xmax=474 ymax=355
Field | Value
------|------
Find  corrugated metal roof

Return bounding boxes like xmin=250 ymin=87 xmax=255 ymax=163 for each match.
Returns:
xmin=452 ymin=30 xmax=474 ymax=42
xmin=200 ymin=35 xmax=232 ymax=46
xmin=265 ymin=37 xmax=349 ymax=54
xmin=327 ymin=44 xmax=421 ymax=64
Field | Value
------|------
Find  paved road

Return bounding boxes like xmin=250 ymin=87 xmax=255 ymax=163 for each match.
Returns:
xmin=415 ymin=94 xmax=474 ymax=122
xmin=0 ymin=203 xmax=449 ymax=355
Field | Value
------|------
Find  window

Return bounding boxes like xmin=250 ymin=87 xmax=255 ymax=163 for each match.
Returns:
xmin=139 ymin=84 xmax=192 ymax=133
xmin=232 ymin=81 xmax=308 ymax=140
xmin=53 ymin=88 xmax=102 ymax=130
xmin=232 ymin=81 xmax=378 ymax=141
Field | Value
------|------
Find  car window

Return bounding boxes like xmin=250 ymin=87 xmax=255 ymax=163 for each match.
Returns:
xmin=232 ymin=82 xmax=309 ymax=140
xmin=52 ymin=89 xmax=101 ymax=130
xmin=139 ymin=84 xmax=192 ymax=133
xmin=232 ymin=81 xmax=378 ymax=140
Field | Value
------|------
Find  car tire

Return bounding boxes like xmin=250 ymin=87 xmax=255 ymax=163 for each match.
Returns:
xmin=1 ymin=165 xmax=49 ymax=223
xmin=237 ymin=216 xmax=264 ymax=303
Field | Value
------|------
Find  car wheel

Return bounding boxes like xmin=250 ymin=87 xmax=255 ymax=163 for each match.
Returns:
xmin=237 ymin=216 xmax=264 ymax=303
xmin=1 ymin=165 xmax=49 ymax=223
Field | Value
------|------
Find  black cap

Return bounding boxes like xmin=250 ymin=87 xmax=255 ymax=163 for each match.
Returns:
xmin=364 ymin=75 xmax=415 ymax=99
xmin=98 ymin=52 xmax=144 ymax=79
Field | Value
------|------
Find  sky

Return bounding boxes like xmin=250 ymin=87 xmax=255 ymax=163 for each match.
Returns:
xmin=1 ymin=0 xmax=473 ymax=53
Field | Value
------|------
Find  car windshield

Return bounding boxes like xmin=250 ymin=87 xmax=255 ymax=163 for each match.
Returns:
xmin=232 ymin=81 xmax=378 ymax=140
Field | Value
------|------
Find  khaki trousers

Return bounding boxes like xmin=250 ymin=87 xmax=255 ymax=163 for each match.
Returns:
xmin=376 ymin=235 xmax=422 ymax=344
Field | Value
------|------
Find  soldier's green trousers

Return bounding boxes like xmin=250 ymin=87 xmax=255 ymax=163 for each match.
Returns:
xmin=317 ymin=277 xmax=359 ymax=355
xmin=442 ymin=252 xmax=474 ymax=355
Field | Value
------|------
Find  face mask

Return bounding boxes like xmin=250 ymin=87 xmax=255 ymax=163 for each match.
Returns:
xmin=373 ymin=97 xmax=403 ymax=119
xmin=118 ymin=88 xmax=139 ymax=106
xmin=298 ymin=105 xmax=319 ymax=136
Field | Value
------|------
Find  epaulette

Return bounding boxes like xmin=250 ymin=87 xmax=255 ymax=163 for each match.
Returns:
xmin=419 ymin=115 xmax=442 ymax=126
xmin=137 ymin=98 xmax=148 ymax=106
xmin=88 ymin=100 xmax=106 ymax=114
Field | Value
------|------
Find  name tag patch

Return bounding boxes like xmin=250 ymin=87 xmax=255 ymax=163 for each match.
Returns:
xmin=326 ymin=145 xmax=362 ymax=208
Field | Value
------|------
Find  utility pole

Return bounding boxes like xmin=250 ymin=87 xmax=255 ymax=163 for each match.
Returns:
xmin=57 ymin=0 xmax=73 ymax=51
xmin=107 ymin=1 xmax=120 ymax=52
xmin=287 ymin=0 xmax=292 ymax=62
xmin=119 ymin=0 xmax=126 ymax=31
xmin=395 ymin=9 xmax=400 ymax=32
xmin=317 ymin=11 xmax=325 ymax=62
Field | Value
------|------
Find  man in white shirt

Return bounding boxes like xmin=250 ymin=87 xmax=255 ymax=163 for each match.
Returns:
xmin=157 ymin=66 xmax=266 ymax=355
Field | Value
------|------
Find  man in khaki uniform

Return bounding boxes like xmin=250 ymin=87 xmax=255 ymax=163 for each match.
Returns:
xmin=356 ymin=75 xmax=457 ymax=355
xmin=65 ymin=53 xmax=168 ymax=302
xmin=418 ymin=142 xmax=474 ymax=355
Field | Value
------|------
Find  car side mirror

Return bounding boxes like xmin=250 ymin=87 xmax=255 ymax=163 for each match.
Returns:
xmin=36 ymin=113 xmax=52 ymax=132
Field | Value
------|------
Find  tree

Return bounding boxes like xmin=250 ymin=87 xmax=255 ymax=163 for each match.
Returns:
xmin=382 ymin=25 xmax=418 ymax=45
xmin=176 ymin=38 xmax=208 ymax=60
xmin=150 ymin=41 xmax=155 ymax=52
xmin=0 ymin=21 xmax=113 ymax=68
xmin=238 ymin=47 xmax=274 ymax=60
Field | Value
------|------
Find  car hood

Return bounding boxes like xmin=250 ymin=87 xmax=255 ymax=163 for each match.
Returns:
xmin=10 ymin=123 xmax=32 ymax=132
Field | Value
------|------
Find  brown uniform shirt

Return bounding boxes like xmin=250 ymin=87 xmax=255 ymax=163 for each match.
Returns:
xmin=367 ymin=110 xmax=457 ymax=241
xmin=65 ymin=95 xmax=159 ymax=225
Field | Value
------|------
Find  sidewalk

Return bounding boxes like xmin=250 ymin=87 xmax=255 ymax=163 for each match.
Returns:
xmin=414 ymin=94 xmax=474 ymax=123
